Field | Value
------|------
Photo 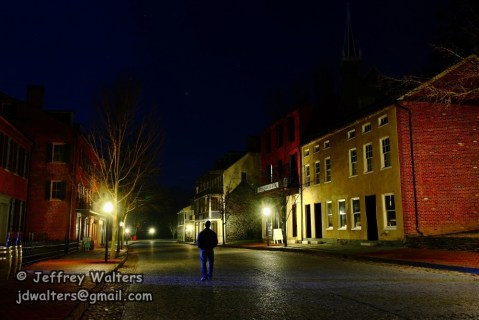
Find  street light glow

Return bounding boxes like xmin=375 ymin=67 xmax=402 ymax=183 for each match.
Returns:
xmin=103 ymin=201 xmax=114 ymax=214
xmin=148 ymin=227 xmax=156 ymax=235
xmin=262 ymin=207 xmax=271 ymax=217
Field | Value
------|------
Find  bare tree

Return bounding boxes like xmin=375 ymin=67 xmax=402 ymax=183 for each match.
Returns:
xmin=89 ymin=76 xmax=163 ymax=256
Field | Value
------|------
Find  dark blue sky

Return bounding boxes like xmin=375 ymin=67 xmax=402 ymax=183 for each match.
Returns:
xmin=0 ymin=0 xmax=447 ymax=190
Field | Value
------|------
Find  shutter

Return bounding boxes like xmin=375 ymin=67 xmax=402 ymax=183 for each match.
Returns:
xmin=46 ymin=143 xmax=52 ymax=162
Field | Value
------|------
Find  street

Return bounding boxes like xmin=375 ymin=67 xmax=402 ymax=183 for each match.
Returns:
xmin=87 ymin=240 xmax=479 ymax=320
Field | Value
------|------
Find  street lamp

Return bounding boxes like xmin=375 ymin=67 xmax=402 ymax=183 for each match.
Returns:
xmin=125 ymin=227 xmax=131 ymax=245
xmin=262 ymin=207 xmax=271 ymax=246
xmin=148 ymin=227 xmax=156 ymax=240
xmin=103 ymin=201 xmax=114 ymax=262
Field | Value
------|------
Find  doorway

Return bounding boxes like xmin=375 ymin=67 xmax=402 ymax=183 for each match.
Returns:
xmin=305 ymin=205 xmax=312 ymax=238
xmin=365 ymin=195 xmax=378 ymax=241
xmin=314 ymin=203 xmax=322 ymax=238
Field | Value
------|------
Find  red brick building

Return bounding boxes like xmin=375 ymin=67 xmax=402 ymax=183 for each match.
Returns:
xmin=0 ymin=109 xmax=32 ymax=245
xmin=0 ymin=86 xmax=100 ymax=244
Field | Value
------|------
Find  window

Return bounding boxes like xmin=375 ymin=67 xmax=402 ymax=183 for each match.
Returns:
xmin=326 ymin=201 xmax=333 ymax=228
xmin=304 ymin=165 xmax=310 ymax=187
xmin=348 ymin=129 xmax=356 ymax=139
xmin=378 ymin=115 xmax=389 ymax=127
xmin=48 ymin=143 xmax=70 ymax=163
xmin=349 ymin=148 xmax=357 ymax=176
xmin=351 ymin=198 xmax=361 ymax=229
xmin=362 ymin=123 xmax=371 ymax=133
xmin=276 ymin=125 xmax=283 ymax=148
xmin=287 ymin=117 xmax=295 ymax=142
xmin=314 ymin=161 xmax=320 ymax=184
xmin=364 ymin=143 xmax=373 ymax=173
xmin=338 ymin=200 xmax=346 ymax=229
xmin=384 ymin=194 xmax=397 ymax=228
xmin=303 ymin=149 xmax=310 ymax=157
xmin=380 ymin=137 xmax=392 ymax=168
xmin=324 ymin=140 xmax=330 ymax=149
xmin=313 ymin=145 xmax=320 ymax=153
xmin=47 ymin=180 xmax=67 ymax=200
xmin=325 ymin=157 xmax=331 ymax=182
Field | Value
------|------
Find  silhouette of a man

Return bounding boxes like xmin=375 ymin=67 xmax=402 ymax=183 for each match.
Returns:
xmin=197 ymin=220 xmax=218 ymax=281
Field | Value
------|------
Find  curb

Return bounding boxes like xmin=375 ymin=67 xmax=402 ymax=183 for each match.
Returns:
xmin=227 ymin=244 xmax=479 ymax=275
xmin=65 ymin=251 xmax=129 ymax=320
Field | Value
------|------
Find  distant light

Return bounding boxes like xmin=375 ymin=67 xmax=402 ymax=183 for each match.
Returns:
xmin=148 ymin=227 xmax=156 ymax=235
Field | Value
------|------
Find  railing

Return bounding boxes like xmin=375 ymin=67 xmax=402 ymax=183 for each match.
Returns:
xmin=22 ymin=240 xmax=80 ymax=265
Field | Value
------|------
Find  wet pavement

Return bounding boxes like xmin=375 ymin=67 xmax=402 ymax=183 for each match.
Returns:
xmin=0 ymin=240 xmax=478 ymax=319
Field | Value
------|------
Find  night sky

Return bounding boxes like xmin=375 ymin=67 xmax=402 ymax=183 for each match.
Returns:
xmin=0 ymin=0 xmax=449 ymax=191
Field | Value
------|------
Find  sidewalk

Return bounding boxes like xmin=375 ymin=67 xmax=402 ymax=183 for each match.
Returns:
xmin=229 ymin=241 xmax=479 ymax=274
xmin=0 ymin=248 xmax=127 ymax=320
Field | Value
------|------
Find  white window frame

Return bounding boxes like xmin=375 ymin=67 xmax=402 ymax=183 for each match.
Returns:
xmin=304 ymin=164 xmax=310 ymax=187
xmin=304 ymin=149 xmax=310 ymax=157
xmin=347 ymin=129 xmax=356 ymax=140
xmin=338 ymin=199 xmax=347 ymax=229
xmin=362 ymin=122 xmax=371 ymax=133
xmin=383 ymin=193 xmax=397 ymax=230
xmin=351 ymin=198 xmax=361 ymax=230
xmin=349 ymin=148 xmax=358 ymax=177
xmin=325 ymin=157 xmax=331 ymax=182
xmin=363 ymin=143 xmax=373 ymax=173
xmin=314 ymin=161 xmax=320 ymax=184
xmin=380 ymin=137 xmax=392 ymax=169
xmin=313 ymin=145 xmax=320 ymax=153
xmin=324 ymin=140 xmax=330 ymax=149
xmin=326 ymin=201 xmax=333 ymax=229
xmin=378 ymin=114 xmax=389 ymax=127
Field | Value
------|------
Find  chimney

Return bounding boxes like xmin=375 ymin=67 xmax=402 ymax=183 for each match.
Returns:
xmin=27 ymin=85 xmax=45 ymax=109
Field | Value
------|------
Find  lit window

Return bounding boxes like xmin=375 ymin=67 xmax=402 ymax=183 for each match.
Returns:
xmin=384 ymin=194 xmax=397 ymax=228
xmin=326 ymin=201 xmax=333 ymax=228
xmin=314 ymin=161 xmax=320 ymax=184
xmin=349 ymin=148 xmax=357 ymax=176
xmin=380 ymin=137 xmax=392 ymax=168
xmin=338 ymin=200 xmax=346 ymax=229
xmin=378 ymin=115 xmax=389 ymax=127
xmin=351 ymin=198 xmax=361 ymax=229
xmin=364 ymin=143 xmax=373 ymax=173
xmin=325 ymin=157 xmax=331 ymax=182
xmin=348 ymin=129 xmax=356 ymax=139
xmin=362 ymin=123 xmax=371 ymax=133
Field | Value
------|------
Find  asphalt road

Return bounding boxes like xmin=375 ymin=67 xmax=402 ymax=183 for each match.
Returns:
xmin=113 ymin=240 xmax=479 ymax=320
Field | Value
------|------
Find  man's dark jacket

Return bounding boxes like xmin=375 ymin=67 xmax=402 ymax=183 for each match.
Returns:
xmin=197 ymin=228 xmax=218 ymax=250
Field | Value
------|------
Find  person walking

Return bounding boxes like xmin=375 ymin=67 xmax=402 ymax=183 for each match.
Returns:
xmin=197 ymin=220 xmax=218 ymax=281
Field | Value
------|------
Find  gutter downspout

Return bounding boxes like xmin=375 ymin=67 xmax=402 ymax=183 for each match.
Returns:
xmin=395 ymin=102 xmax=423 ymax=236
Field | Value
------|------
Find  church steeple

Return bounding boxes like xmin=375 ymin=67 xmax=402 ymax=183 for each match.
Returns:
xmin=342 ymin=3 xmax=361 ymax=61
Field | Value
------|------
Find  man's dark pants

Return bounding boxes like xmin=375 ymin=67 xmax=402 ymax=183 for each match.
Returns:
xmin=200 ymin=249 xmax=214 ymax=279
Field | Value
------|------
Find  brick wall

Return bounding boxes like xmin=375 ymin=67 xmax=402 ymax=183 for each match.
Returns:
xmin=397 ymin=102 xmax=479 ymax=236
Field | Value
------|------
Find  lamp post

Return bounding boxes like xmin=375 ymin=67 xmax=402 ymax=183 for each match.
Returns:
xmin=125 ymin=227 xmax=130 ymax=245
xmin=103 ymin=201 xmax=114 ymax=262
xmin=262 ymin=207 xmax=271 ymax=246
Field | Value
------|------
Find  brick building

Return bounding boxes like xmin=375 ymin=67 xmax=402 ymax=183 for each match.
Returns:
xmin=0 ymin=86 xmax=101 ymax=246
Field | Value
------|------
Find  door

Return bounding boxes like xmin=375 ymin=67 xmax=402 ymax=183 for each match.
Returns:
xmin=314 ymin=203 xmax=322 ymax=238
xmin=305 ymin=204 xmax=311 ymax=238
xmin=365 ymin=195 xmax=378 ymax=241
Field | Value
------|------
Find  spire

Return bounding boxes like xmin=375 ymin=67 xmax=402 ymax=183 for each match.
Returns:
xmin=342 ymin=3 xmax=361 ymax=61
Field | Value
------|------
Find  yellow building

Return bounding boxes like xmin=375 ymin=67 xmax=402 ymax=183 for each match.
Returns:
xmin=301 ymin=106 xmax=404 ymax=243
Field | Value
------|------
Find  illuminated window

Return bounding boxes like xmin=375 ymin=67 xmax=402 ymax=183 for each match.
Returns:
xmin=325 ymin=157 xmax=331 ymax=182
xmin=380 ymin=137 xmax=392 ymax=168
xmin=326 ymin=201 xmax=333 ymax=228
xmin=349 ymin=148 xmax=357 ymax=176
xmin=314 ymin=161 xmax=320 ymax=184
xmin=362 ymin=122 xmax=371 ymax=133
xmin=378 ymin=115 xmax=389 ymax=127
xmin=364 ymin=143 xmax=373 ymax=173
xmin=351 ymin=198 xmax=361 ymax=229
xmin=338 ymin=200 xmax=346 ymax=229
xmin=384 ymin=194 xmax=397 ymax=228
